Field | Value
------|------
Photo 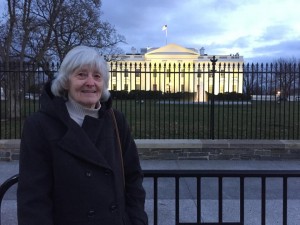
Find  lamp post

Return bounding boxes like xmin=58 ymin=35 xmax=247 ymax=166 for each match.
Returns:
xmin=277 ymin=91 xmax=281 ymax=103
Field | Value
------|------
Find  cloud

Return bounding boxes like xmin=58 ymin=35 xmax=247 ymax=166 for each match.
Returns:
xmin=102 ymin=0 xmax=300 ymax=62
xmin=254 ymin=39 xmax=300 ymax=56
xmin=259 ymin=25 xmax=293 ymax=42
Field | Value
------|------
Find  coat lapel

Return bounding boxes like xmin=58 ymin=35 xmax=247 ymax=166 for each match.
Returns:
xmin=57 ymin=117 xmax=111 ymax=169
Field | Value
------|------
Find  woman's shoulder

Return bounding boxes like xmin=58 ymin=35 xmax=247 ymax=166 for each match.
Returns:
xmin=110 ymin=108 xmax=126 ymax=122
xmin=25 ymin=110 xmax=55 ymax=123
xmin=24 ymin=110 xmax=66 ymax=132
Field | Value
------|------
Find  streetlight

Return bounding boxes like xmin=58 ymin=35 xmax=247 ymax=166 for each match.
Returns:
xmin=277 ymin=91 xmax=281 ymax=103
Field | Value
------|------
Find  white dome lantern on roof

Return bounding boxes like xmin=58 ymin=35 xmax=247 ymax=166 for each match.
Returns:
xmin=200 ymin=47 xmax=205 ymax=56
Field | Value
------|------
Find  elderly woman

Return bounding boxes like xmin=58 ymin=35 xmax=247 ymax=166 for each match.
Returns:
xmin=17 ymin=46 xmax=148 ymax=225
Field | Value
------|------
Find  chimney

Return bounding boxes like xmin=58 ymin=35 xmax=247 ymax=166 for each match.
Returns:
xmin=200 ymin=47 xmax=205 ymax=56
xmin=131 ymin=47 xmax=137 ymax=54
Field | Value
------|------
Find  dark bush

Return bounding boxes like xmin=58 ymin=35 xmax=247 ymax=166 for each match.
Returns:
xmin=163 ymin=92 xmax=196 ymax=101
xmin=128 ymin=90 xmax=163 ymax=99
xmin=110 ymin=90 xmax=129 ymax=99
xmin=208 ymin=92 xmax=251 ymax=101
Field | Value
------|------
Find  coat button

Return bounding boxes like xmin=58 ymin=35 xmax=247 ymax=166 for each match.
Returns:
xmin=110 ymin=204 xmax=118 ymax=212
xmin=87 ymin=209 xmax=95 ymax=217
xmin=104 ymin=169 xmax=111 ymax=175
xmin=85 ymin=171 xmax=92 ymax=177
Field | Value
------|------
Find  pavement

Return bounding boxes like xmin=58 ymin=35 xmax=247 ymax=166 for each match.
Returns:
xmin=1 ymin=160 xmax=300 ymax=225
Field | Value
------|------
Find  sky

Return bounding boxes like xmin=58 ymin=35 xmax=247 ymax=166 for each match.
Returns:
xmin=0 ymin=0 xmax=299 ymax=63
xmin=101 ymin=0 xmax=300 ymax=62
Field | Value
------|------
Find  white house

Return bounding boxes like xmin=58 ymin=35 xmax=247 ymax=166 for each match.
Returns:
xmin=108 ymin=43 xmax=244 ymax=102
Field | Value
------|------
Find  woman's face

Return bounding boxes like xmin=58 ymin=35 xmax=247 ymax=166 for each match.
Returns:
xmin=67 ymin=65 xmax=104 ymax=108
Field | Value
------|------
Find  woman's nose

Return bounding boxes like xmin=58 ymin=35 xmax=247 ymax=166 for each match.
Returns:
xmin=85 ymin=74 xmax=95 ymax=85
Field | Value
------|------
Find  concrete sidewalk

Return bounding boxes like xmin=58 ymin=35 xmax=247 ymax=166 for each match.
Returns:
xmin=1 ymin=160 xmax=300 ymax=225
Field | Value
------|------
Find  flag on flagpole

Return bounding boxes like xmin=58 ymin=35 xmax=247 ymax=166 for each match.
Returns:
xmin=162 ymin=25 xmax=167 ymax=31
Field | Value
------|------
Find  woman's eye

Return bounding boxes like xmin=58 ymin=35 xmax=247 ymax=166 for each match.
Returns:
xmin=77 ymin=73 xmax=87 ymax=79
xmin=93 ymin=74 xmax=102 ymax=80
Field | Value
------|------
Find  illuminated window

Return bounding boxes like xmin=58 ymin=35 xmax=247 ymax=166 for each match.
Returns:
xmin=124 ymin=69 xmax=129 ymax=77
xmin=112 ymin=69 xmax=117 ymax=77
xmin=135 ymin=69 xmax=141 ymax=77
xmin=153 ymin=84 xmax=157 ymax=91
xmin=197 ymin=69 xmax=201 ymax=78
xmin=181 ymin=84 xmax=185 ymax=92
xmin=166 ymin=69 xmax=171 ymax=78
xmin=220 ymin=70 xmax=225 ymax=78
xmin=153 ymin=69 xmax=157 ymax=77
xmin=181 ymin=69 xmax=185 ymax=78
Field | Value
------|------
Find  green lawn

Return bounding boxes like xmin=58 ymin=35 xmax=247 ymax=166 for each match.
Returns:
xmin=113 ymin=99 xmax=300 ymax=139
xmin=1 ymin=99 xmax=300 ymax=139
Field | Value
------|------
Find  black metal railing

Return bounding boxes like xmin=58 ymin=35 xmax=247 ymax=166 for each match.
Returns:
xmin=1 ymin=61 xmax=300 ymax=139
xmin=1 ymin=170 xmax=299 ymax=225
xmin=143 ymin=170 xmax=300 ymax=225
xmin=0 ymin=174 xmax=18 ymax=225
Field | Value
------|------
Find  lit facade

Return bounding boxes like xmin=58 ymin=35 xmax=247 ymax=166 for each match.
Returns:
xmin=108 ymin=43 xmax=244 ymax=102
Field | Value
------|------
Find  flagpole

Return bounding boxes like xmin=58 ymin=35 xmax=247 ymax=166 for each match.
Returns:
xmin=162 ymin=25 xmax=168 ymax=45
xmin=165 ymin=29 xmax=168 ymax=45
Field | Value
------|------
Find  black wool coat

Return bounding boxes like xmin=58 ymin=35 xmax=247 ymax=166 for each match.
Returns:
xmin=17 ymin=83 xmax=148 ymax=225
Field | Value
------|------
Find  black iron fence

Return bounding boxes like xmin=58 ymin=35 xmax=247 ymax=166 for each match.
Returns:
xmin=1 ymin=61 xmax=300 ymax=139
xmin=143 ymin=169 xmax=300 ymax=225
xmin=1 ymin=170 xmax=300 ymax=225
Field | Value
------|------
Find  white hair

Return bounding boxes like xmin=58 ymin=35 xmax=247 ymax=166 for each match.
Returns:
xmin=51 ymin=45 xmax=110 ymax=101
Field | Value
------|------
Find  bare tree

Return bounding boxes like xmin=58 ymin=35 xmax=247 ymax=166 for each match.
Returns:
xmin=1 ymin=0 xmax=125 ymax=63
xmin=0 ymin=0 xmax=17 ymax=62
xmin=0 ymin=0 xmax=125 ymax=118
xmin=51 ymin=0 xmax=125 ymax=63
xmin=271 ymin=57 xmax=300 ymax=100
xmin=243 ymin=63 xmax=260 ymax=96
xmin=0 ymin=0 xmax=22 ymax=119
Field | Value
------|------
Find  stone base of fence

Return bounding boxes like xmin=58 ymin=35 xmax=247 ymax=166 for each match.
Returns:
xmin=1 ymin=139 xmax=300 ymax=161
xmin=136 ymin=139 xmax=300 ymax=160
xmin=0 ymin=140 xmax=20 ymax=161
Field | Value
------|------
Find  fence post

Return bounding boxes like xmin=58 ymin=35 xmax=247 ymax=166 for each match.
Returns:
xmin=210 ymin=56 xmax=218 ymax=139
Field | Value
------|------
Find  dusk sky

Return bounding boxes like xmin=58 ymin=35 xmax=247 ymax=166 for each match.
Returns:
xmin=102 ymin=0 xmax=300 ymax=62
xmin=0 ymin=0 xmax=299 ymax=63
